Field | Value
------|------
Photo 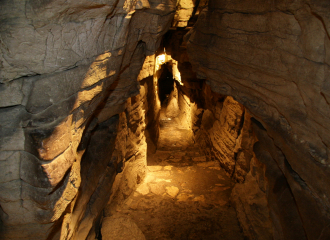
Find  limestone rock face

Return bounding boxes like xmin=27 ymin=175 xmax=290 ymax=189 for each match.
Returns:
xmin=0 ymin=0 xmax=179 ymax=239
xmin=61 ymin=116 xmax=119 ymax=240
xmin=207 ymin=96 xmax=244 ymax=175
xmin=231 ymin=173 xmax=273 ymax=240
xmin=0 ymin=0 xmax=175 ymax=81
xmin=252 ymin=122 xmax=308 ymax=240
xmin=187 ymin=0 xmax=330 ymax=238
xmin=178 ymin=83 xmax=253 ymax=183
xmin=172 ymin=0 xmax=196 ymax=27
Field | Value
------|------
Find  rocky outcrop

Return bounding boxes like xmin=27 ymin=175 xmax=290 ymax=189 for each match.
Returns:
xmin=187 ymin=0 xmax=330 ymax=239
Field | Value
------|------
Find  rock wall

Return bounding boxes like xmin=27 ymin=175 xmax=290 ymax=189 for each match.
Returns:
xmin=0 ymin=0 xmax=179 ymax=239
xmin=173 ymin=64 xmax=273 ymax=239
xmin=138 ymin=54 xmax=163 ymax=154
xmin=231 ymin=172 xmax=273 ymax=240
xmin=174 ymin=80 xmax=255 ymax=183
xmin=186 ymin=0 xmax=330 ymax=239
xmin=64 ymin=85 xmax=149 ymax=240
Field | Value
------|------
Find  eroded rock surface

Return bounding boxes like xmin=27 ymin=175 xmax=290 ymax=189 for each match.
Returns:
xmin=231 ymin=172 xmax=273 ymax=240
xmin=0 ymin=0 xmax=181 ymax=238
xmin=186 ymin=0 xmax=330 ymax=239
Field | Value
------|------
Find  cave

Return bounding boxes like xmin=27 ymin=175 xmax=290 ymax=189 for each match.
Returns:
xmin=1 ymin=1 xmax=330 ymax=240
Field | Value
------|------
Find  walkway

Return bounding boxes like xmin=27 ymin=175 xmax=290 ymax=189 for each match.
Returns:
xmin=113 ymin=109 xmax=244 ymax=240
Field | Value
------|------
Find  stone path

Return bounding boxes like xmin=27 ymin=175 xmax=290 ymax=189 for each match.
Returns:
xmin=112 ymin=110 xmax=244 ymax=240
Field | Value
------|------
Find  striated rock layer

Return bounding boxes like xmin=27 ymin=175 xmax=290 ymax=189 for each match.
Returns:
xmin=0 ymin=0 xmax=179 ymax=239
xmin=186 ymin=0 xmax=330 ymax=239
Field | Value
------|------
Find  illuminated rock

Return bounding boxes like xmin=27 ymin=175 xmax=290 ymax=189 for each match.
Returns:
xmin=101 ymin=213 xmax=146 ymax=240
xmin=165 ymin=82 xmax=180 ymax=118
xmin=166 ymin=186 xmax=179 ymax=198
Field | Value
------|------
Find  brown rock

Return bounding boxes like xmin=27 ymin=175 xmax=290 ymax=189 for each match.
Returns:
xmin=187 ymin=1 xmax=330 ymax=238
xmin=149 ymin=183 xmax=165 ymax=195
xmin=166 ymin=186 xmax=179 ymax=198
xmin=101 ymin=213 xmax=146 ymax=240
xmin=231 ymin=173 xmax=273 ymax=240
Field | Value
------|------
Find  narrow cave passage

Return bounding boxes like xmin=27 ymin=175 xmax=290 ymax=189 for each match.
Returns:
xmin=105 ymin=70 xmax=245 ymax=239
xmin=157 ymin=64 xmax=175 ymax=106
xmin=2 ymin=1 xmax=330 ymax=240
xmin=95 ymin=27 xmax=271 ymax=239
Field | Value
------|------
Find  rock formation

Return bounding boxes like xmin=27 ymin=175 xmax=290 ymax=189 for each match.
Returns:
xmin=0 ymin=0 xmax=176 ymax=238
xmin=0 ymin=0 xmax=330 ymax=239
xmin=186 ymin=0 xmax=330 ymax=239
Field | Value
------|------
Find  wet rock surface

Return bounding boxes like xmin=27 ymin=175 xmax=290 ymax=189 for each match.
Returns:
xmin=106 ymin=109 xmax=244 ymax=240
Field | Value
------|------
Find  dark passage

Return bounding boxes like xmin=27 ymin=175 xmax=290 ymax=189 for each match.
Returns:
xmin=158 ymin=64 xmax=175 ymax=104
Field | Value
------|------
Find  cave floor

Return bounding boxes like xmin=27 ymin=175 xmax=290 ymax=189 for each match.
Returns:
xmin=113 ymin=113 xmax=244 ymax=240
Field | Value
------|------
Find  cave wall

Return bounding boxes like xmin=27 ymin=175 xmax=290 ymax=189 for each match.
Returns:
xmin=186 ymin=0 xmax=330 ymax=239
xmin=166 ymin=58 xmax=276 ymax=239
xmin=138 ymin=54 xmax=163 ymax=154
xmin=175 ymin=66 xmax=276 ymax=239
xmin=62 ymin=84 xmax=149 ymax=240
xmin=0 ymin=0 xmax=183 ymax=239
xmin=175 ymin=80 xmax=254 ymax=183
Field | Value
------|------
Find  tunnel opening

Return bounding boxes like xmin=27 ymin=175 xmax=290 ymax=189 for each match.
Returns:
xmin=157 ymin=63 xmax=175 ymax=106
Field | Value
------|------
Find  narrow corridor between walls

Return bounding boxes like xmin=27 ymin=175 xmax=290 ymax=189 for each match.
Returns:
xmin=101 ymin=105 xmax=245 ymax=240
